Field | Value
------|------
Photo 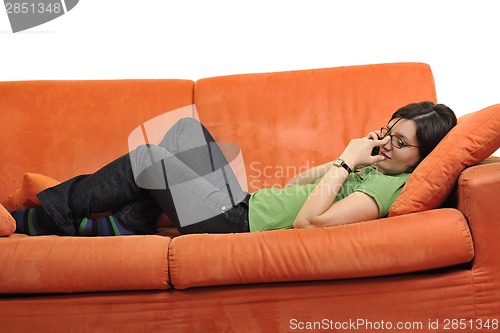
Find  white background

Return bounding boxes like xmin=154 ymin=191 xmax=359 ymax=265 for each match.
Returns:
xmin=1 ymin=0 xmax=498 ymax=154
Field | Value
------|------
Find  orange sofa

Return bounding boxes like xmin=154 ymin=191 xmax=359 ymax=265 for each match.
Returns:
xmin=1 ymin=63 xmax=499 ymax=333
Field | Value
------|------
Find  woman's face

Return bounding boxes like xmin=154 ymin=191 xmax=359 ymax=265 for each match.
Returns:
xmin=376 ymin=118 xmax=421 ymax=174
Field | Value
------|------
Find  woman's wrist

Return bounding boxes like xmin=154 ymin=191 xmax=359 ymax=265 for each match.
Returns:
xmin=332 ymin=158 xmax=353 ymax=174
xmin=337 ymin=155 xmax=356 ymax=172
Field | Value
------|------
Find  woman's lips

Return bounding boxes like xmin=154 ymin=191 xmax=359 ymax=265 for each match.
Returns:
xmin=381 ymin=151 xmax=391 ymax=159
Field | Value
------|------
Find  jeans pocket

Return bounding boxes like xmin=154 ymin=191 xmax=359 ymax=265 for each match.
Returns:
xmin=222 ymin=202 xmax=249 ymax=232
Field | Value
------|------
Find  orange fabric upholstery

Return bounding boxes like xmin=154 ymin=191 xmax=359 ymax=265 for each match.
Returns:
xmin=6 ymin=188 xmax=30 ymax=210
xmin=0 ymin=79 xmax=194 ymax=205
xmin=0 ymin=292 xmax=174 ymax=333
xmin=390 ymin=104 xmax=500 ymax=216
xmin=21 ymin=173 xmax=61 ymax=206
xmin=0 ymin=203 xmax=16 ymax=236
xmin=0 ymin=64 xmax=499 ymax=332
xmin=0 ymin=271 xmax=475 ymax=333
xmin=195 ymin=63 xmax=436 ymax=191
xmin=4 ymin=173 xmax=61 ymax=210
xmin=169 ymin=209 xmax=473 ymax=289
xmin=457 ymin=161 xmax=500 ymax=316
xmin=0 ymin=234 xmax=171 ymax=293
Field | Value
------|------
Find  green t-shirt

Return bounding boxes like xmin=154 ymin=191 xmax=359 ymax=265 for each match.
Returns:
xmin=248 ymin=165 xmax=410 ymax=232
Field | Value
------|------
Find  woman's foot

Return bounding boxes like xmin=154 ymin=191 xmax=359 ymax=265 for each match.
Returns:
xmin=0 ymin=203 xmax=16 ymax=236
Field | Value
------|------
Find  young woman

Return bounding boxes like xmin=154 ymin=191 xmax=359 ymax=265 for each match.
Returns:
xmin=3 ymin=101 xmax=457 ymax=237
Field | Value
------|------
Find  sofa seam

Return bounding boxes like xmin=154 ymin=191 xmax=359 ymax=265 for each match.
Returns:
xmin=162 ymin=237 xmax=175 ymax=332
xmin=469 ymin=264 xmax=480 ymax=320
xmin=460 ymin=176 xmax=480 ymax=320
xmin=167 ymin=283 xmax=175 ymax=333
xmin=167 ymin=237 xmax=174 ymax=289
xmin=458 ymin=209 xmax=475 ymax=261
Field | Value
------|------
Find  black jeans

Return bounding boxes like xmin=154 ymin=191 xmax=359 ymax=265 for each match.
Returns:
xmin=37 ymin=118 xmax=249 ymax=235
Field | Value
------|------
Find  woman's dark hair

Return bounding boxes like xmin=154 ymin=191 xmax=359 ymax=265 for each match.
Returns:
xmin=390 ymin=101 xmax=457 ymax=167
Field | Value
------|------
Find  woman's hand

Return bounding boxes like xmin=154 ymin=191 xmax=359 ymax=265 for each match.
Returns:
xmin=293 ymin=132 xmax=388 ymax=229
xmin=366 ymin=130 xmax=383 ymax=141
xmin=339 ymin=135 xmax=390 ymax=169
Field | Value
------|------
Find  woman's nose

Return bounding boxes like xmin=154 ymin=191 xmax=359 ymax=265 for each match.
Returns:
xmin=382 ymin=136 xmax=392 ymax=150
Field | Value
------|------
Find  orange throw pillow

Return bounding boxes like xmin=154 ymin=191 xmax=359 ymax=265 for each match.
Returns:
xmin=21 ymin=173 xmax=61 ymax=206
xmin=7 ymin=188 xmax=33 ymax=210
xmin=7 ymin=173 xmax=61 ymax=210
xmin=389 ymin=104 xmax=500 ymax=216
xmin=0 ymin=202 xmax=16 ymax=236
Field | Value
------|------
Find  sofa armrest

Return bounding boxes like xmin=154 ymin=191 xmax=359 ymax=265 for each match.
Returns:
xmin=169 ymin=208 xmax=473 ymax=289
xmin=457 ymin=159 xmax=500 ymax=273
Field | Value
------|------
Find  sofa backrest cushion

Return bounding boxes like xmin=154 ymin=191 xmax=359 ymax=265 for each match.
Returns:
xmin=195 ymin=63 xmax=437 ymax=192
xmin=389 ymin=104 xmax=500 ymax=216
xmin=0 ymin=79 xmax=194 ymax=204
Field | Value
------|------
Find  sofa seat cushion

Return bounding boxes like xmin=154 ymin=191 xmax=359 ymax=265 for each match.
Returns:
xmin=169 ymin=208 xmax=473 ymax=289
xmin=0 ymin=234 xmax=171 ymax=293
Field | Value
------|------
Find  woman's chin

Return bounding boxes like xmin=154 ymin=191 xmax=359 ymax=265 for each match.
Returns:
xmin=375 ymin=161 xmax=387 ymax=174
xmin=375 ymin=161 xmax=404 ymax=175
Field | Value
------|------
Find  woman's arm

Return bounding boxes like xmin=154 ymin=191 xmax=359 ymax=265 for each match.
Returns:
xmin=285 ymin=130 xmax=384 ymax=187
xmin=293 ymin=191 xmax=379 ymax=228
xmin=284 ymin=161 xmax=335 ymax=187
xmin=293 ymin=135 xmax=389 ymax=229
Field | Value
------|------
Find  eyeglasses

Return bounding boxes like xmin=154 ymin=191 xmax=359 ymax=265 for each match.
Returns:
xmin=379 ymin=127 xmax=419 ymax=149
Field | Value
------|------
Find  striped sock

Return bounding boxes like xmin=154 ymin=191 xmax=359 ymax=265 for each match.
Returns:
xmin=10 ymin=207 xmax=57 ymax=236
xmin=76 ymin=215 xmax=136 ymax=236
